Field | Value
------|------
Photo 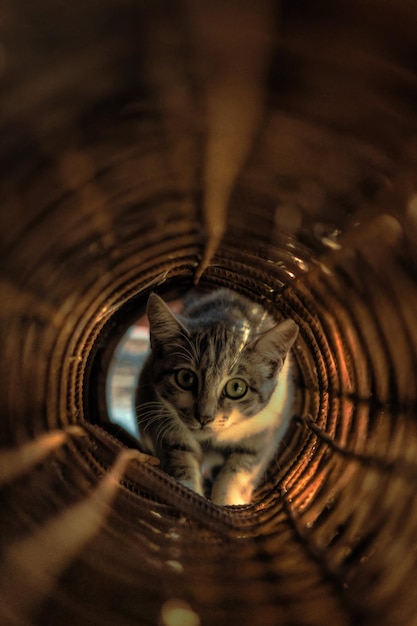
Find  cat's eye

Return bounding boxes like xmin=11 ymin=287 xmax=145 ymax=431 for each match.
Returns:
xmin=224 ymin=378 xmax=248 ymax=399
xmin=175 ymin=368 xmax=197 ymax=390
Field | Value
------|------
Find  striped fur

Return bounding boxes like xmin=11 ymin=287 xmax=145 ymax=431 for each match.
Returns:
xmin=136 ymin=289 xmax=298 ymax=505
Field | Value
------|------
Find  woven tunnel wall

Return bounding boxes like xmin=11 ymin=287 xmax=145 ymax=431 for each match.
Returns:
xmin=1 ymin=1 xmax=417 ymax=625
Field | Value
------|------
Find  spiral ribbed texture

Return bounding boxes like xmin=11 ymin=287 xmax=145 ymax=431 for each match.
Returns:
xmin=1 ymin=2 xmax=417 ymax=625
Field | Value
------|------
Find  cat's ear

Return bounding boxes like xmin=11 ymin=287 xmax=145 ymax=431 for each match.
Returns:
xmin=254 ymin=319 xmax=299 ymax=361
xmin=146 ymin=293 xmax=188 ymax=348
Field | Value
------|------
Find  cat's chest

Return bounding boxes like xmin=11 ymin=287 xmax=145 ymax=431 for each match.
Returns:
xmin=200 ymin=449 xmax=224 ymax=479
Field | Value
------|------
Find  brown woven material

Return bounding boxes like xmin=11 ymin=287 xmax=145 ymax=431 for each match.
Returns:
xmin=1 ymin=2 xmax=417 ymax=625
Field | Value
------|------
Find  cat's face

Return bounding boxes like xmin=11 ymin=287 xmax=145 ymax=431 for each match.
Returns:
xmin=150 ymin=341 xmax=278 ymax=435
xmin=146 ymin=293 xmax=298 ymax=436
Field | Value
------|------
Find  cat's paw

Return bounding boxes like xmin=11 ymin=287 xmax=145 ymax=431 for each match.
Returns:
xmin=179 ymin=477 xmax=204 ymax=497
xmin=211 ymin=479 xmax=253 ymax=506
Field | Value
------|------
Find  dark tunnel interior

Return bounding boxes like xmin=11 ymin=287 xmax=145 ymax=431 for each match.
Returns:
xmin=1 ymin=2 xmax=417 ymax=625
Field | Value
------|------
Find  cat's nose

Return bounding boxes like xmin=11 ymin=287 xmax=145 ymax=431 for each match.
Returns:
xmin=198 ymin=414 xmax=214 ymax=427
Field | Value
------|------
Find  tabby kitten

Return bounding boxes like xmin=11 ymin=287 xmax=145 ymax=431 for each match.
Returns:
xmin=136 ymin=289 xmax=298 ymax=506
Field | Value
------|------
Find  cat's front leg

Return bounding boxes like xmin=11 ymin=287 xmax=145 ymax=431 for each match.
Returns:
xmin=211 ymin=453 xmax=262 ymax=506
xmin=163 ymin=446 xmax=204 ymax=496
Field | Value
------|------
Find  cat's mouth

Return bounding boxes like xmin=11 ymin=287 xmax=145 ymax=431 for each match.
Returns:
xmin=187 ymin=422 xmax=218 ymax=438
xmin=188 ymin=416 xmax=229 ymax=434
xmin=189 ymin=423 xmax=213 ymax=432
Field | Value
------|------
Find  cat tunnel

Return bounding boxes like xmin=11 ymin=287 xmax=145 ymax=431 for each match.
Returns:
xmin=1 ymin=1 xmax=417 ymax=625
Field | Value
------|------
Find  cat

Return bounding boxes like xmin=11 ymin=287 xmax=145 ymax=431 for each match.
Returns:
xmin=135 ymin=289 xmax=299 ymax=506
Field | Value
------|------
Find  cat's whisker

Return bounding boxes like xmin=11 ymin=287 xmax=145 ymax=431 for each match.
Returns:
xmin=140 ymin=411 xmax=172 ymax=434
xmin=195 ymin=333 xmax=203 ymax=362
xmin=140 ymin=415 xmax=161 ymax=431
xmin=159 ymin=423 xmax=178 ymax=446
xmin=154 ymin=420 xmax=175 ymax=449
xmin=142 ymin=408 xmax=171 ymax=420
xmin=169 ymin=350 xmax=195 ymax=363
xmin=169 ymin=341 xmax=197 ymax=363
xmin=138 ymin=400 xmax=165 ymax=408
xmin=137 ymin=405 xmax=166 ymax=422
xmin=178 ymin=331 xmax=200 ymax=363
xmin=135 ymin=400 xmax=166 ymax=414
xmin=137 ymin=404 xmax=165 ymax=414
